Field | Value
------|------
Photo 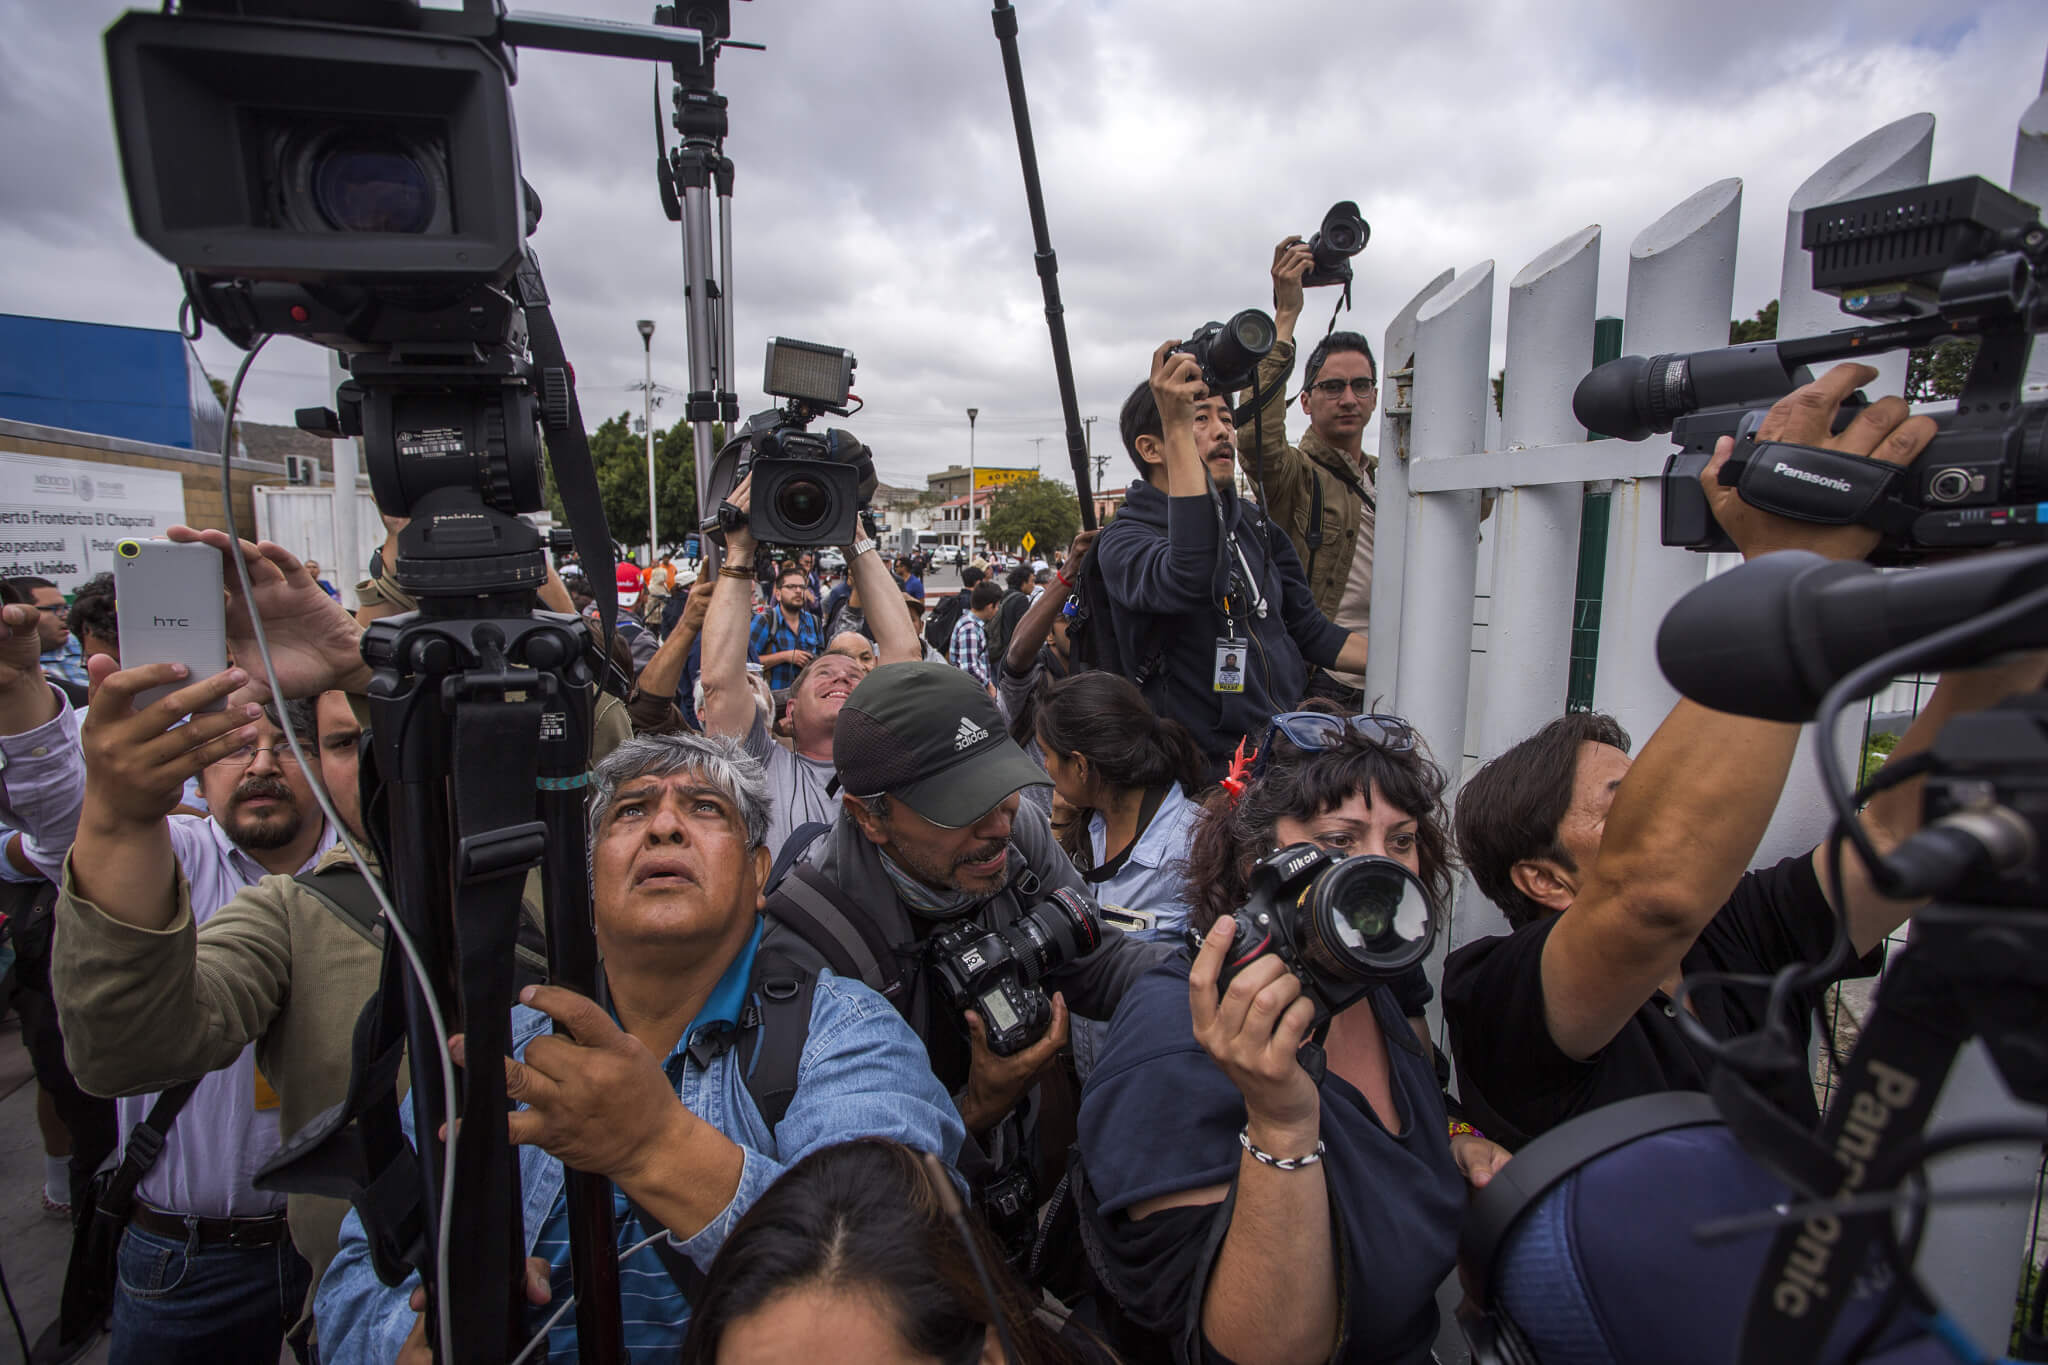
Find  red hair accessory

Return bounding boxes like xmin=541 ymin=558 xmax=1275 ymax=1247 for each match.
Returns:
xmin=1220 ymin=737 xmax=1256 ymax=804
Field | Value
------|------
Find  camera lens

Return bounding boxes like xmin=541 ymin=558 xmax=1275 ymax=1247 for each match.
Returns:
xmin=1010 ymin=889 xmax=1101 ymax=982
xmin=1228 ymin=309 xmax=1277 ymax=354
xmin=774 ymin=477 xmax=830 ymax=530
xmin=1299 ymin=855 xmax=1434 ymax=980
xmin=312 ymin=140 xmax=438 ymax=233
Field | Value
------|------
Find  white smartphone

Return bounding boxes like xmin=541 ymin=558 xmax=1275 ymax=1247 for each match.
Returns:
xmin=113 ymin=539 xmax=229 ymax=712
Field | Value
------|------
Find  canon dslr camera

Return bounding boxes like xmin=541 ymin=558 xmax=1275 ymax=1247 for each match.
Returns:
xmin=930 ymin=888 xmax=1101 ymax=1057
xmin=1219 ymin=843 xmax=1436 ymax=1025
xmin=704 ymin=337 xmax=877 ymax=548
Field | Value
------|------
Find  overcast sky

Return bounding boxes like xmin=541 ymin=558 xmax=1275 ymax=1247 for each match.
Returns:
xmin=3 ymin=0 xmax=2044 ymax=492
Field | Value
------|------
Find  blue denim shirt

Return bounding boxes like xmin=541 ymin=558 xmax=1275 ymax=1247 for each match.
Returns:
xmin=315 ymin=949 xmax=964 ymax=1363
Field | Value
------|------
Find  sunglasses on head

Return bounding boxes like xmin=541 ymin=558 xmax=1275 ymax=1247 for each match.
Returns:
xmin=1248 ymin=711 xmax=1416 ymax=781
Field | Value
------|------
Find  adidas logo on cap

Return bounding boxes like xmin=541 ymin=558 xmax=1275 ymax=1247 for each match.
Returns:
xmin=953 ymin=716 xmax=989 ymax=751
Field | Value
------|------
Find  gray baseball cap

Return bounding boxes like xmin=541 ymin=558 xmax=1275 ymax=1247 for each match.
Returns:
xmin=833 ymin=662 xmax=1049 ymax=826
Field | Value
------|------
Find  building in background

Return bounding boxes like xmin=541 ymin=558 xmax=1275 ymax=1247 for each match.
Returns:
xmin=0 ymin=313 xmax=227 ymax=452
xmin=925 ymin=464 xmax=1034 ymax=500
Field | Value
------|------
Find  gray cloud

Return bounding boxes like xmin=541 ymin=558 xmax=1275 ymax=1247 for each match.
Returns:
xmin=2 ymin=0 xmax=2044 ymax=495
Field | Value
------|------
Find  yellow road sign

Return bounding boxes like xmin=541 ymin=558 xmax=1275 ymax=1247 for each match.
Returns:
xmin=1020 ymin=531 xmax=1036 ymax=552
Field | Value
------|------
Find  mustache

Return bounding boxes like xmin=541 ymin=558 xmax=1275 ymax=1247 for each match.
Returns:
xmin=233 ymin=777 xmax=296 ymax=806
xmin=958 ymin=841 xmax=1006 ymax=868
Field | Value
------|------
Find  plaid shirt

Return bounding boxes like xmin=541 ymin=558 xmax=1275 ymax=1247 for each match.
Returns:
xmin=748 ymin=605 xmax=825 ymax=690
xmin=948 ymin=612 xmax=992 ymax=689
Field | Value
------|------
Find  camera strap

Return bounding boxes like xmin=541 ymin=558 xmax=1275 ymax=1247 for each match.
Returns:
xmin=516 ymin=254 xmax=619 ymax=641
xmin=1724 ymin=436 xmax=1917 ymax=538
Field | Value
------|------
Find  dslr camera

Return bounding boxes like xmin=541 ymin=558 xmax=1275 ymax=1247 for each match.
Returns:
xmin=1219 ymin=843 xmax=1436 ymax=1025
xmin=929 ymin=888 xmax=1101 ymax=1057
xmin=703 ymin=337 xmax=877 ymax=548
xmin=1178 ymin=309 xmax=1278 ymax=396
xmin=1573 ymin=175 xmax=2048 ymax=565
xmin=1303 ymin=200 xmax=1371 ymax=289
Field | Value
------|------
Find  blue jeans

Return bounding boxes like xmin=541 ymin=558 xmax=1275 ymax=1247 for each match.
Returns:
xmin=111 ymin=1221 xmax=312 ymax=1365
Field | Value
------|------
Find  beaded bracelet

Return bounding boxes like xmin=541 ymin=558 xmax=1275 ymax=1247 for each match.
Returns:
xmin=1238 ymin=1126 xmax=1325 ymax=1170
xmin=1448 ymin=1120 xmax=1484 ymax=1142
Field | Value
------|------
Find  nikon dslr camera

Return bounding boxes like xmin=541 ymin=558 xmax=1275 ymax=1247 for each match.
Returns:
xmin=1219 ymin=843 xmax=1436 ymax=1025
xmin=930 ymin=888 xmax=1101 ymax=1057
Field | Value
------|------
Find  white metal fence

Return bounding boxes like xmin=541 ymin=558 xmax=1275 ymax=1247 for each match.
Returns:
xmin=252 ymin=483 xmax=384 ymax=601
xmin=1372 ymin=67 xmax=2048 ymax=1353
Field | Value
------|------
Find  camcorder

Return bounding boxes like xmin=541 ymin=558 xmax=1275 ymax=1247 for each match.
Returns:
xmin=1573 ymin=175 xmax=2048 ymax=565
xmin=702 ymin=337 xmax=878 ymax=548
xmin=1303 ymin=199 xmax=1370 ymax=290
xmin=1178 ymin=308 xmax=1278 ymax=396
xmin=928 ymin=887 xmax=1101 ymax=1057
xmin=102 ymin=4 xmax=700 ymax=1361
xmin=1219 ymin=843 xmax=1436 ymax=1027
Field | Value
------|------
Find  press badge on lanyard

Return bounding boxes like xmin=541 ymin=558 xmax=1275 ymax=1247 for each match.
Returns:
xmin=1214 ymin=637 xmax=1248 ymax=693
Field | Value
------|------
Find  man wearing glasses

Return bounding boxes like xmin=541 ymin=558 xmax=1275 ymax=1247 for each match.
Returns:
xmin=0 ymin=596 xmax=338 ymax=1363
xmin=6 ymin=576 xmax=91 ymax=691
xmin=1235 ymin=238 xmax=1381 ymax=704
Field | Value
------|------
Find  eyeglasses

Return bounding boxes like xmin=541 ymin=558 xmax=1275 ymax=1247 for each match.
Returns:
xmin=37 ymin=603 xmax=68 ymax=616
xmin=1249 ymin=711 xmax=1416 ymax=783
xmin=217 ymin=743 xmax=305 ymax=768
xmin=1309 ymin=377 xmax=1378 ymax=399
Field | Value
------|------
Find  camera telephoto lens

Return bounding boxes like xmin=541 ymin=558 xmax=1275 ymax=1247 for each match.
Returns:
xmin=774 ymin=477 xmax=830 ymax=531
xmin=311 ymin=139 xmax=438 ymax=234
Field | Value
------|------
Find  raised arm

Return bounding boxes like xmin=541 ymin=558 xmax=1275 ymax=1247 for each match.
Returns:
xmin=1004 ymin=529 xmax=1097 ymax=677
xmin=850 ymin=528 xmax=920 ymax=665
xmin=700 ymin=478 xmax=764 ymax=739
xmin=1539 ymin=364 xmax=1937 ymax=1061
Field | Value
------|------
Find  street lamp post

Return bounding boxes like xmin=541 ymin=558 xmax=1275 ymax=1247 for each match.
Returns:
xmin=966 ymin=407 xmax=979 ymax=560
xmin=637 ymin=319 xmax=657 ymax=566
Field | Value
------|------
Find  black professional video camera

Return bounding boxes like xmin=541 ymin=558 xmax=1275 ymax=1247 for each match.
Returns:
xmin=702 ymin=337 xmax=877 ymax=548
xmin=1573 ymin=175 xmax=2048 ymax=565
xmin=929 ymin=888 xmax=1101 ymax=1057
xmin=1303 ymin=200 xmax=1371 ymax=290
xmin=1219 ymin=844 xmax=1435 ymax=1025
xmin=1178 ymin=309 xmax=1278 ymax=396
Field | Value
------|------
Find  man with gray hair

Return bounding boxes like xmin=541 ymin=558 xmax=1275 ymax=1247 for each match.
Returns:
xmin=318 ymin=732 xmax=963 ymax=1363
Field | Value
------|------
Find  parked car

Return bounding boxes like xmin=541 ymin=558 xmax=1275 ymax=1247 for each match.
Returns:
xmin=816 ymin=548 xmax=847 ymax=572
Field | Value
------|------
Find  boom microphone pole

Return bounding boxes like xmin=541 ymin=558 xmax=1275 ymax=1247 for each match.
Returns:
xmin=988 ymin=0 xmax=1097 ymax=530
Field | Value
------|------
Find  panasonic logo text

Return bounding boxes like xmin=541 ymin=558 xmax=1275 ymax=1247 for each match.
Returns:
xmin=1772 ymin=461 xmax=1854 ymax=494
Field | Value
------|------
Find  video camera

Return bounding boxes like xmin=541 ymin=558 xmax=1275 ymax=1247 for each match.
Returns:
xmin=1218 ymin=843 xmax=1435 ymax=1028
xmin=702 ymin=337 xmax=878 ymax=548
xmin=1303 ymin=200 xmax=1371 ymax=290
xmin=928 ymin=888 xmax=1101 ymax=1057
xmin=1177 ymin=309 xmax=1278 ymax=397
xmin=1573 ymin=175 xmax=2048 ymax=565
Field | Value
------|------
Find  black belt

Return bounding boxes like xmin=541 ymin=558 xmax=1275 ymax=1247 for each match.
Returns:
xmin=131 ymin=1203 xmax=291 ymax=1248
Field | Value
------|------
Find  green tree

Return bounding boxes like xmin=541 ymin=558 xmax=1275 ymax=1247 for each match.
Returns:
xmin=1905 ymin=336 xmax=1979 ymax=403
xmin=546 ymin=411 xmax=707 ymax=558
xmin=1729 ymin=300 xmax=1779 ymax=344
xmin=981 ymin=475 xmax=1080 ymax=555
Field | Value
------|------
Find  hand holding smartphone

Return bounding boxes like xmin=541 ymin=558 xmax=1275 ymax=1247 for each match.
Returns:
xmin=114 ymin=539 xmax=230 ymax=711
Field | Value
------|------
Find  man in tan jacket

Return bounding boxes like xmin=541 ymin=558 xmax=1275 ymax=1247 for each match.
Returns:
xmin=1237 ymin=236 xmax=1380 ymax=703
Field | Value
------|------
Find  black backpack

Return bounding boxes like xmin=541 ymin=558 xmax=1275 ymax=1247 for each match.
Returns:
xmin=1063 ymin=546 xmax=1165 ymax=692
xmin=924 ymin=588 xmax=969 ymax=655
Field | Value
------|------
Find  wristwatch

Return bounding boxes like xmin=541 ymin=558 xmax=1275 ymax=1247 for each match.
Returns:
xmin=850 ymin=536 xmax=878 ymax=559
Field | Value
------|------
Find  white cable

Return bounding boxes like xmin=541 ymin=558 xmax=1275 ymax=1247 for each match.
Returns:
xmin=214 ymin=338 xmax=460 ymax=1360
xmin=506 ymin=1227 xmax=675 ymax=1365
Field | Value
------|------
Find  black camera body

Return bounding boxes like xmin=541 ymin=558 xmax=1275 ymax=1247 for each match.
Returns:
xmin=705 ymin=337 xmax=876 ymax=548
xmin=1303 ymin=200 xmax=1370 ymax=290
xmin=1573 ymin=176 xmax=2048 ymax=565
xmin=1178 ymin=309 xmax=1278 ymax=397
xmin=929 ymin=887 xmax=1101 ymax=1057
xmin=1219 ymin=844 xmax=1435 ymax=1026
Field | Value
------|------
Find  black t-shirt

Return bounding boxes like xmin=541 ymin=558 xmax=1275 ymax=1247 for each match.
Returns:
xmin=1076 ymin=961 xmax=1463 ymax=1364
xmin=1441 ymin=852 xmax=1884 ymax=1148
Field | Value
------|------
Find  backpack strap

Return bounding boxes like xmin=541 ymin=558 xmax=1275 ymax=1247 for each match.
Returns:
xmin=764 ymin=864 xmax=906 ymax=1011
xmin=764 ymin=821 xmax=830 ymax=895
xmin=733 ymin=948 xmax=818 ymax=1129
xmin=1304 ymin=463 xmax=1324 ymax=581
xmin=296 ymin=861 xmax=550 ymax=990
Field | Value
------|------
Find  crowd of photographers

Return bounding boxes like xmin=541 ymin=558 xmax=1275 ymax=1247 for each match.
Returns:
xmin=1 ymin=231 xmax=2040 ymax=1365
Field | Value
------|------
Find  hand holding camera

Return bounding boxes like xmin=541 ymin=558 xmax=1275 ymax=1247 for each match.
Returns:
xmin=1271 ymin=235 xmax=1315 ymax=331
xmin=961 ymin=991 xmax=1069 ymax=1135
xmin=1190 ymin=917 xmax=1321 ymax=1143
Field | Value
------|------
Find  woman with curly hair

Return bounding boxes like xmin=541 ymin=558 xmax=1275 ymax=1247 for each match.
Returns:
xmin=1073 ymin=708 xmax=1508 ymax=1365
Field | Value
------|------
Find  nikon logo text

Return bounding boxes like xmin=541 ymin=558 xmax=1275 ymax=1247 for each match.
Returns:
xmin=1771 ymin=1059 xmax=1919 ymax=1318
xmin=1772 ymin=461 xmax=1854 ymax=494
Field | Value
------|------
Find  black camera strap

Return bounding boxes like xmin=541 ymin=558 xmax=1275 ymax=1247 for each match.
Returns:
xmin=516 ymin=255 xmax=618 ymax=641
